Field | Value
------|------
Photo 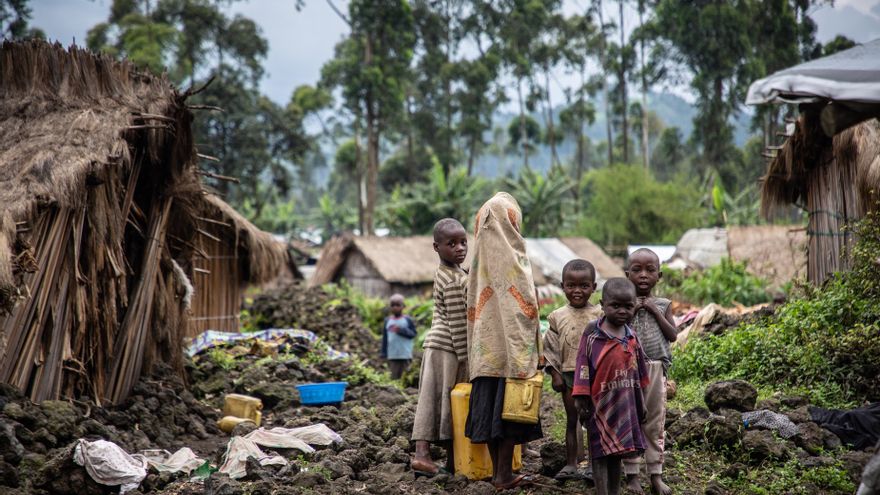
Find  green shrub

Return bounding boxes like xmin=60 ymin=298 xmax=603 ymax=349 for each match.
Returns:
xmin=660 ymin=258 xmax=771 ymax=306
xmin=671 ymin=210 xmax=880 ymax=407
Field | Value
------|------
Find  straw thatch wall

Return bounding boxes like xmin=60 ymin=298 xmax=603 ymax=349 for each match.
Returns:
xmin=0 ymin=40 xmax=200 ymax=404
xmin=761 ymin=113 xmax=880 ymax=283
xmin=728 ymin=226 xmax=807 ymax=288
xmin=187 ymin=195 xmax=297 ymax=336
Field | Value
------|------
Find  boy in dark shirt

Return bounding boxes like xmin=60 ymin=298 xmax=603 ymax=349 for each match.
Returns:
xmin=573 ymin=278 xmax=649 ymax=495
xmin=380 ymin=293 xmax=417 ymax=380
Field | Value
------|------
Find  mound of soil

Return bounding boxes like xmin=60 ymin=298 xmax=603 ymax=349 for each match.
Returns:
xmin=247 ymin=284 xmax=379 ymax=361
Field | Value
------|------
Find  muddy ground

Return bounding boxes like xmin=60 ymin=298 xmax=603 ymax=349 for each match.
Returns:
xmin=0 ymin=286 xmax=874 ymax=494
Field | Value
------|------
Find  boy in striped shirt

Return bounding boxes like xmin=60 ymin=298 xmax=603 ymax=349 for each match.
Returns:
xmin=411 ymin=218 xmax=469 ymax=475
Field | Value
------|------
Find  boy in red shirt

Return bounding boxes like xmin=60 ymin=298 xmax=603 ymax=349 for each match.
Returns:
xmin=573 ymin=278 xmax=649 ymax=495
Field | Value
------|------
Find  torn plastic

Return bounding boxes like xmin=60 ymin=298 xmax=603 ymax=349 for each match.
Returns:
xmin=73 ymin=439 xmax=147 ymax=494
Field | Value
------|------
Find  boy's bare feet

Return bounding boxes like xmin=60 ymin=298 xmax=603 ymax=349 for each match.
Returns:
xmin=410 ymin=457 xmax=440 ymax=474
xmin=650 ymin=474 xmax=672 ymax=495
xmin=625 ymin=473 xmax=645 ymax=494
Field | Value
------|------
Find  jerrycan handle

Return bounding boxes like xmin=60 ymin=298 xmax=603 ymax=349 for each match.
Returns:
xmin=522 ymin=382 xmax=533 ymax=409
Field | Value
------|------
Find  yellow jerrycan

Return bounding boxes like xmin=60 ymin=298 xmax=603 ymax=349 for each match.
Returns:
xmin=221 ymin=394 xmax=263 ymax=426
xmin=450 ymin=383 xmax=522 ymax=480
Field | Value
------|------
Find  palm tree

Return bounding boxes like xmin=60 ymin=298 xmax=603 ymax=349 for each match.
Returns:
xmin=505 ymin=165 xmax=574 ymax=237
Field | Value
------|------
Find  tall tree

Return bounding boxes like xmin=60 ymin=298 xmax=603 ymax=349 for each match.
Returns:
xmin=321 ymin=0 xmax=415 ymax=235
xmin=589 ymin=0 xmax=615 ymax=166
xmin=1 ymin=0 xmax=43 ymax=38
xmin=655 ymin=0 xmax=752 ymax=175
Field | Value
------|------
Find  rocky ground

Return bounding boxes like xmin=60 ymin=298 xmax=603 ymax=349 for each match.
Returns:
xmin=0 ymin=285 xmax=875 ymax=494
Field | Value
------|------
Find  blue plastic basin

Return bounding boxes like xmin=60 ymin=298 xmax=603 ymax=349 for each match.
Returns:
xmin=295 ymin=381 xmax=348 ymax=406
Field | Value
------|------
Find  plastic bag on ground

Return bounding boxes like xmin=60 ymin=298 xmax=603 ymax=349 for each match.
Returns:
xmin=218 ymin=436 xmax=288 ymax=479
xmin=141 ymin=447 xmax=205 ymax=474
xmin=244 ymin=423 xmax=343 ymax=449
xmin=73 ymin=439 xmax=147 ymax=494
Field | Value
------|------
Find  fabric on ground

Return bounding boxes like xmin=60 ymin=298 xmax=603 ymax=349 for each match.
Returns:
xmin=245 ymin=424 xmax=342 ymax=449
xmin=742 ymin=410 xmax=799 ymax=439
xmin=188 ymin=329 xmax=349 ymax=359
xmin=810 ymin=402 xmax=880 ymax=450
xmin=219 ymin=437 xmax=288 ymax=479
xmin=141 ymin=447 xmax=204 ymax=474
xmin=73 ymin=439 xmax=148 ymax=493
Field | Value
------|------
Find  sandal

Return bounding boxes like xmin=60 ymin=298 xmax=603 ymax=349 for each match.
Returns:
xmin=554 ymin=465 xmax=582 ymax=480
xmin=494 ymin=474 xmax=534 ymax=491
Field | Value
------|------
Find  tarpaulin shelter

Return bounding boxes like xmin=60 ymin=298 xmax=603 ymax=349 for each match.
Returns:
xmin=747 ymin=40 xmax=880 ymax=283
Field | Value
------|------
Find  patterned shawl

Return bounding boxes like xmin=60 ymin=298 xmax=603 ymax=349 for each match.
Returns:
xmin=466 ymin=192 xmax=540 ymax=379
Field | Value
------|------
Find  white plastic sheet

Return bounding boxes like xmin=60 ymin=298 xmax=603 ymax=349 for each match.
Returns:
xmin=245 ymin=424 xmax=343 ymax=449
xmin=73 ymin=439 xmax=147 ymax=494
xmin=218 ymin=437 xmax=288 ymax=479
xmin=141 ymin=447 xmax=205 ymax=474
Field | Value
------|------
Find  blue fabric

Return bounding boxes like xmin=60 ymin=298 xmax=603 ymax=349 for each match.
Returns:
xmin=381 ymin=315 xmax=416 ymax=359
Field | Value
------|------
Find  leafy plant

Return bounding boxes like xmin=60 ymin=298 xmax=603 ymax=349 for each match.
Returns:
xmin=660 ymin=258 xmax=771 ymax=307
xmin=206 ymin=348 xmax=236 ymax=371
xmin=504 ymin=165 xmax=574 ymax=237
xmin=671 ymin=210 xmax=880 ymax=407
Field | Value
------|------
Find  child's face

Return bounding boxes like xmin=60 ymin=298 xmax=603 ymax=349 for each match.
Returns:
xmin=433 ymin=226 xmax=468 ymax=266
xmin=390 ymin=301 xmax=404 ymax=316
xmin=626 ymin=251 xmax=661 ymax=297
xmin=601 ymin=290 xmax=636 ymax=327
xmin=561 ymin=269 xmax=596 ymax=308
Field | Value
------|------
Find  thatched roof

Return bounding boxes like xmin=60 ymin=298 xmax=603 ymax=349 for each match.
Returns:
xmin=761 ymin=114 xmax=880 ymax=217
xmin=0 ymin=40 xmax=187 ymax=219
xmin=559 ymin=237 xmax=625 ymax=281
xmin=199 ymin=194 xmax=296 ymax=284
xmin=0 ymin=40 xmax=198 ymax=403
xmin=728 ymin=225 xmax=807 ymax=287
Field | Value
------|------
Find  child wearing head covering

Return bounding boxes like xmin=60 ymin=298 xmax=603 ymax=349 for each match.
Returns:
xmin=464 ymin=192 xmax=542 ymax=491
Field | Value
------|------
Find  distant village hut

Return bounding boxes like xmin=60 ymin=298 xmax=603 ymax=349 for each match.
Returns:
xmin=0 ymin=41 xmax=204 ymax=404
xmin=188 ymin=195 xmax=298 ymax=336
xmin=747 ymin=40 xmax=880 ymax=283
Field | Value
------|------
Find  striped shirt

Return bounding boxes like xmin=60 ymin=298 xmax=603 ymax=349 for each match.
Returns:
xmin=423 ymin=264 xmax=468 ymax=361
xmin=632 ymin=297 xmax=673 ymax=372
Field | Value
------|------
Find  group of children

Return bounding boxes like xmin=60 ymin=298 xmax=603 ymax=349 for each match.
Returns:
xmin=380 ymin=213 xmax=678 ymax=494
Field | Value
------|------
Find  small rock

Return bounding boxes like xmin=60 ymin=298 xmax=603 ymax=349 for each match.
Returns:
xmin=0 ymin=460 xmax=19 ymax=487
xmin=742 ymin=430 xmax=788 ymax=463
xmin=787 ymin=406 xmax=811 ymax=424
xmin=705 ymin=480 xmax=727 ymax=495
xmin=794 ymin=422 xmax=825 ymax=455
xmin=0 ymin=422 xmax=25 ymax=464
xmin=290 ymin=470 xmax=328 ymax=488
xmin=40 ymin=401 xmax=79 ymax=441
xmin=204 ymin=472 xmax=241 ymax=495
xmin=373 ymin=462 xmax=413 ymax=484
xmin=230 ymin=420 xmax=258 ymax=437
xmin=539 ymin=440 xmax=567 ymax=475
xmin=463 ymin=480 xmax=497 ymax=495
xmin=780 ymin=395 xmax=809 ymax=409
xmin=242 ymin=456 xmax=273 ymax=482
xmin=802 ymin=456 xmax=836 ymax=468
xmin=667 ymin=407 xmax=710 ymax=447
xmin=704 ymin=411 xmax=742 ymax=449
xmin=318 ymin=458 xmax=354 ymax=480
xmin=721 ymin=462 xmax=747 ymax=479
xmin=704 ymin=380 xmax=757 ymax=412
xmin=32 ymin=427 xmax=57 ymax=447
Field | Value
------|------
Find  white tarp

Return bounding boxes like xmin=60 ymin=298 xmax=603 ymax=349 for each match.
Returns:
xmin=747 ymin=39 xmax=880 ymax=105
xmin=73 ymin=439 xmax=148 ymax=494
xmin=220 ymin=424 xmax=343 ymax=479
xmin=218 ymin=437 xmax=288 ymax=479
xmin=672 ymin=228 xmax=728 ymax=269
xmin=141 ymin=447 xmax=205 ymax=474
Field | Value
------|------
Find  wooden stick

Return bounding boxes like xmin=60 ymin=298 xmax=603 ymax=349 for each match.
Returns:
xmin=188 ymin=105 xmax=224 ymax=112
xmin=196 ymin=216 xmax=232 ymax=228
xmin=196 ymin=170 xmax=240 ymax=183
xmin=197 ymin=153 xmax=220 ymax=162
xmin=133 ymin=113 xmax=174 ymax=122
xmin=197 ymin=228 xmax=221 ymax=242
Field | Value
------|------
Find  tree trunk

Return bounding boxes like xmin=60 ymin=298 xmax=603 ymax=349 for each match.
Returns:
xmin=444 ymin=1 xmax=453 ymax=176
xmin=545 ymin=69 xmax=559 ymax=167
xmin=517 ymin=80 xmax=529 ymax=168
xmin=597 ymin=1 xmax=613 ymax=166
xmin=619 ymin=0 xmax=628 ymax=163
xmin=363 ymin=33 xmax=377 ymax=236
xmin=354 ymin=114 xmax=365 ymax=235
xmin=467 ymin=135 xmax=477 ymax=176
xmin=638 ymin=2 xmax=649 ymax=170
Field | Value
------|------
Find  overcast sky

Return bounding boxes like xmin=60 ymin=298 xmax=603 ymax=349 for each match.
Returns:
xmin=29 ymin=0 xmax=880 ymax=107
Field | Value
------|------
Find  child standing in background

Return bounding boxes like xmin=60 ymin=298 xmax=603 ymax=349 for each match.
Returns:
xmin=622 ymin=248 xmax=678 ymax=495
xmin=380 ymin=294 xmax=417 ymax=380
xmin=411 ymin=218 xmax=469 ymax=475
xmin=573 ymin=278 xmax=649 ymax=495
xmin=543 ymin=259 xmax=601 ymax=480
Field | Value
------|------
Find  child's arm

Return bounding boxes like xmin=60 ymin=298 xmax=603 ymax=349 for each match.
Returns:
xmin=397 ymin=316 xmax=418 ymax=339
xmin=642 ymin=298 xmax=678 ymax=342
xmin=635 ymin=343 xmax=650 ymax=422
xmin=571 ymin=322 xmax=595 ymax=424
xmin=445 ymin=278 xmax=469 ymax=363
xmin=380 ymin=317 xmax=388 ymax=359
xmin=543 ymin=313 xmax=564 ymax=391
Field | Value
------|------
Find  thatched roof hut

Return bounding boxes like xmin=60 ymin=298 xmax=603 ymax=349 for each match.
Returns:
xmin=310 ymin=234 xmax=620 ymax=298
xmin=748 ymin=41 xmax=880 ymax=283
xmin=188 ymin=195 xmax=298 ymax=336
xmin=727 ymin=226 xmax=807 ymax=288
xmin=0 ymin=40 xmax=278 ymax=404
